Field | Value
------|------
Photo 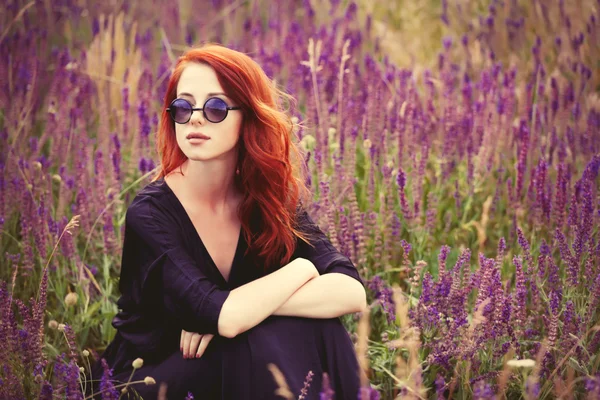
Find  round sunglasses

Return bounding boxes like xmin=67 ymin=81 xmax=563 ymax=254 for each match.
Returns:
xmin=166 ymin=97 xmax=241 ymax=124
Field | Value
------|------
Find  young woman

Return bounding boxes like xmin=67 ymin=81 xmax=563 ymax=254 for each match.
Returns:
xmin=88 ymin=43 xmax=366 ymax=400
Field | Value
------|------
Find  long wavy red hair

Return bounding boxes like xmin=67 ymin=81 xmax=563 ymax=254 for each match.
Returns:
xmin=153 ymin=43 xmax=312 ymax=271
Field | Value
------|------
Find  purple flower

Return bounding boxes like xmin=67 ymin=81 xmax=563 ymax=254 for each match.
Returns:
xmin=367 ymin=276 xmax=396 ymax=324
xmin=548 ymin=290 xmax=561 ymax=315
xmin=39 ymin=381 xmax=53 ymax=400
xmin=585 ymin=373 xmax=600 ymax=397
xmin=438 ymin=245 xmax=451 ymax=277
xmin=561 ymin=300 xmax=580 ymax=353
xmin=525 ymin=377 xmax=540 ymax=399
xmin=357 ymin=385 xmax=380 ymax=400
xmin=512 ymin=256 xmax=527 ymax=335
xmin=420 ymin=273 xmax=434 ymax=304
xmin=299 ymin=370 xmax=314 ymax=400
xmin=435 ymin=374 xmax=446 ymax=399
xmin=586 ymin=273 xmax=600 ymax=324
xmin=396 ymin=168 xmax=411 ymax=219
xmin=472 ymin=380 xmax=495 ymax=399
xmin=442 ymin=36 xmax=452 ymax=50
xmin=99 ymin=359 xmax=119 ymax=400
xmin=554 ymin=229 xmax=578 ymax=286
xmin=320 ymin=372 xmax=335 ymax=400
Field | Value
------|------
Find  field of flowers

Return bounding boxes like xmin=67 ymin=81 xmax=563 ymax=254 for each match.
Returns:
xmin=1 ymin=0 xmax=599 ymax=398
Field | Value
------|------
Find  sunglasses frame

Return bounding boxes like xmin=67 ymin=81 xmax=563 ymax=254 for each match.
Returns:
xmin=166 ymin=97 xmax=241 ymax=124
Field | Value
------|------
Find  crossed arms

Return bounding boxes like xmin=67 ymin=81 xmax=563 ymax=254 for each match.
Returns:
xmin=217 ymin=258 xmax=367 ymax=338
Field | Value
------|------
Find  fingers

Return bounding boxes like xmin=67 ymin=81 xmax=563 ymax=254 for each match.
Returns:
xmin=181 ymin=330 xmax=190 ymax=357
xmin=185 ymin=332 xmax=203 ymax=359
xmin=194 ymin=334 xmax=214 ymax=359
xmin=180 ymin=331 xmax=215 ymax=359
xmin=181 ymin=330 xmax=197 ymax=358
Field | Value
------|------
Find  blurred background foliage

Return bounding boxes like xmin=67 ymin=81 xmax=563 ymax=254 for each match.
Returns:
xmin=1 ymin=0 xmax=599 ymax=398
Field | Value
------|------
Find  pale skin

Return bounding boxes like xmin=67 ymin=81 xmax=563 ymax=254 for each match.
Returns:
xmin=167 ymin=62 xmax=367 ymax=359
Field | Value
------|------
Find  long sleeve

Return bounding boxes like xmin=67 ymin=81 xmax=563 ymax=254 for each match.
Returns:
xmin=293 ymin=207 xmax=363 ymax=285
xmin=113 ymin=194 xmax=230 ymax=356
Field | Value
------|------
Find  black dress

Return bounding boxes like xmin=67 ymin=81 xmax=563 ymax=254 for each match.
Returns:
xmin=87 ymin=178 xmax=363 ymax=400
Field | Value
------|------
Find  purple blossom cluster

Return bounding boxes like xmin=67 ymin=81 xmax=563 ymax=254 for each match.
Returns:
xmin=1 ymin=0 xmax=599 ymax=398
xmin=367 ymin=276 xmax=396 ymax=324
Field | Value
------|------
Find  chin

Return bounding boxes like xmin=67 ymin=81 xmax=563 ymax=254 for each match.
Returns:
xmin=185 ymin=153 xmax=215 ymax=162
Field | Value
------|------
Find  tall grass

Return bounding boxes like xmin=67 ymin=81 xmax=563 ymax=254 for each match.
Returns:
xmin=1 ymin=0 xmax=599 ymax=398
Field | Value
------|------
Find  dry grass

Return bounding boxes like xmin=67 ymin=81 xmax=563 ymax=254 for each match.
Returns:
xmin=85 ymin=11 xmax=143 ymax=158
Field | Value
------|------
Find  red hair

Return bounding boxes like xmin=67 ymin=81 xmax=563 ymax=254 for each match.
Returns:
xmin=153 ymin=43 xmax=312 ymax=271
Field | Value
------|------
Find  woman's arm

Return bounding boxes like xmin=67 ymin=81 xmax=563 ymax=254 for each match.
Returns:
xmin=127 ymin=198 xmax=319 ymax=341
xmin=271 ymin=273 xmax=366 ymax=318
xmin=267 ymin=207 xmax=367 ymax=319
xmin=218 ymin=257 xmax=319 ymax=338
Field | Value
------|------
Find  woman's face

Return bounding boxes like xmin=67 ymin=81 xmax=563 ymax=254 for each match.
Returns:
xmin=173 ymin=62 xmax=243 ymax=166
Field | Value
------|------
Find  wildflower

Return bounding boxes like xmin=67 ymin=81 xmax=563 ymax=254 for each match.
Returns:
xmin=51 ymin=174 xmax=62 ymax=184
xmin=79 ymin=367 xmax=85 ymax=373
xmin=366 ymin=276 xmax=395 ymax=324
xmin=320 ymin=372 xmax=335 ymax=400
xmin=298 ymin=370 xmax=314 ymax=399
xmin=82 ymin=349 xmax=90 ymax=357
xmin=132 ymin=358 xmax=144 ymax=369
xmin=363 ymin=139 xmax=372 ymax=149
xmin=33 ymin=161 xmax=42 ymax=171
xmin=411 ymin=260 xmax=427 ymax=287
xmin=359 ymin=385 xmax=381 ymax=400
xmin=506 ymin=358 xmax=536 ymax=368
xmin=100 ymin=359 xmax=119 ymax=400
xmin=64 ymin=292 xmax=78 ymax=307
xmin=472 ymin=380 xmax=495 ymax=399
xmin=48 ymin=320 xmax=59 ymax=330
xmin=144 ymin=376 xmax=156 ymax=385
xmin=58 ymin=323 xmax=66 ymax=332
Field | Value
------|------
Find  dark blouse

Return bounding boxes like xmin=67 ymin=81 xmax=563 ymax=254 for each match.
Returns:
xmin=100 ymin=177 xmax=363 ymax=376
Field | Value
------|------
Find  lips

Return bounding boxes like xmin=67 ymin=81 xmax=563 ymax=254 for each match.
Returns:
xmin=186 ymin=133 xmax=210 ymax=140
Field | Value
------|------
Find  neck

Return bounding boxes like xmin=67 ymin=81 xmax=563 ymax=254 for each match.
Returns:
xmin=175 ymin=158 xmax=241 ymax=215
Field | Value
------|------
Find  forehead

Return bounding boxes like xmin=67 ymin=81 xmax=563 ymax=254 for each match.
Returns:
xmin=176 ymin=63 xmax=224 ymax=97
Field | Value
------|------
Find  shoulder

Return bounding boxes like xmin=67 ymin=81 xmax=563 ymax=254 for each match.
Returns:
xmin=294 ymin=203 xmax=317 ymax=226
xmin=293 ymin=205 xmax=323 ymax=241
xmin=127 ymin=179 xmax=171 ymax=220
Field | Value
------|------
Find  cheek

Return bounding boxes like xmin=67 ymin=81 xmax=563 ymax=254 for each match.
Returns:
xmin=175 ymin=125 xmax=187 ymax=142
xmin=230 ymin=118 xmax=243 ymax=141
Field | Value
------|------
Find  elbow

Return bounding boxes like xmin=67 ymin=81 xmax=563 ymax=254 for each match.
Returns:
xmin=220 ymin=327 xmax=238 ymax=339
xmin=355 ymin=287 xmax=368 ymax=312
xmin=217 ymin=317 xmax=239 ymax=339
xmin=349 ymin=281 xmax=367 ymax=313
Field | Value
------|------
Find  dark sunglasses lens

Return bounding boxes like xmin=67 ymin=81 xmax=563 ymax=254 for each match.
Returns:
xmin=204 ymin=98 xmax=228 ymax=122
xmin=170 ymin=99 xmax=192 ymax=123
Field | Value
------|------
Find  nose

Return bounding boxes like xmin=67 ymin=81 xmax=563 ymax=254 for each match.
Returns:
xmin=189 ymin=108 xmax=205 ymax=125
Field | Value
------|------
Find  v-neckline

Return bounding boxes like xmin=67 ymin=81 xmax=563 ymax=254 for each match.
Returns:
xmin=158 ymin=177 xmax=244 ymax=286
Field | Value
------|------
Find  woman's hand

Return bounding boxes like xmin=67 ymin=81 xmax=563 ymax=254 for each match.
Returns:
xmin=180 ymin=330 xmax=214 ymax=359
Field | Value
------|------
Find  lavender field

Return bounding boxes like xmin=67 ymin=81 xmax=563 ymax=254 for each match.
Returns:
xmin=1 ymin=0 xmax=600 ymax=398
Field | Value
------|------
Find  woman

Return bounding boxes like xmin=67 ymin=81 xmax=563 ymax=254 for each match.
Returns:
xmin=87 ymin=43 xmax=366 ymax=400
